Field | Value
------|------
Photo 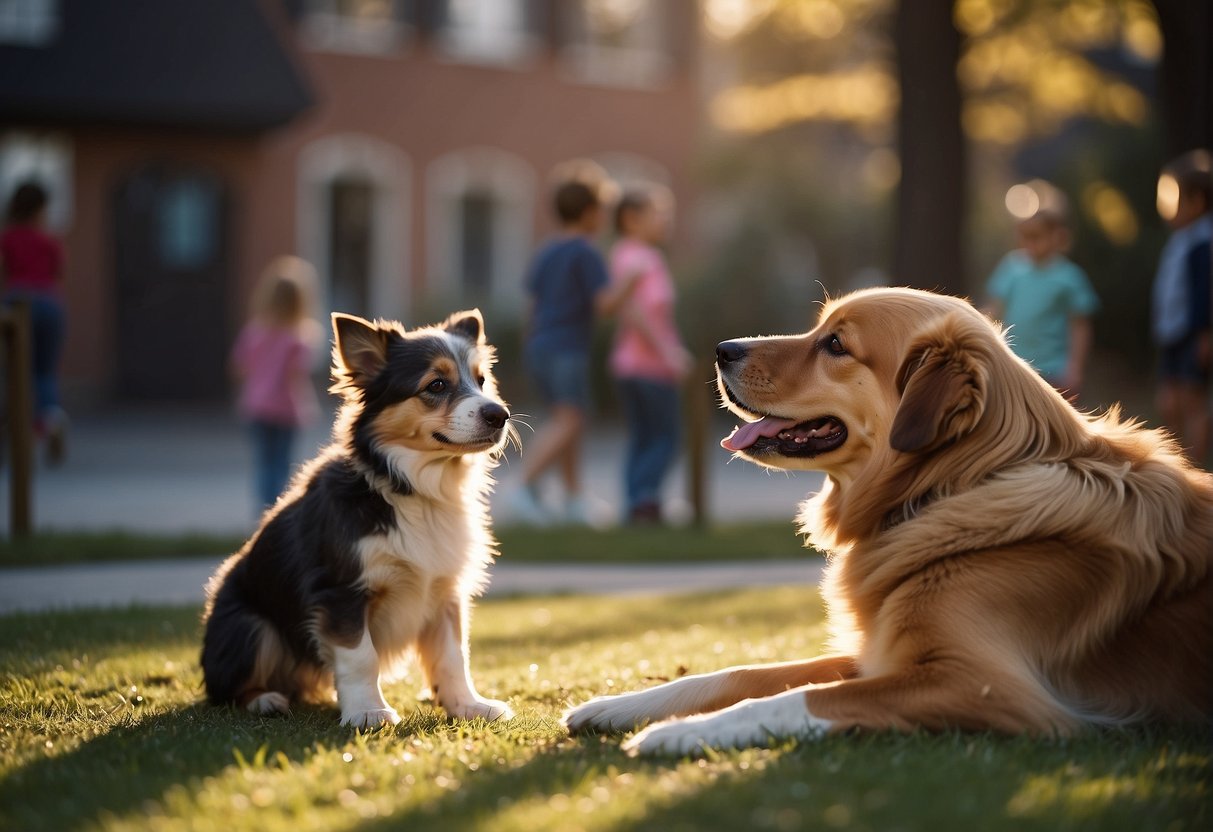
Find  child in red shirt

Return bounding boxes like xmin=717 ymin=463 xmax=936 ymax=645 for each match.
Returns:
xmin=0 ymin=181 xmax=67 ymax=461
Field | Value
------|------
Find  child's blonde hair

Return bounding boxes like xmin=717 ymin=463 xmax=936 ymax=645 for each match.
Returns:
xmin=251 ymin=256 xmax=317 ymax=328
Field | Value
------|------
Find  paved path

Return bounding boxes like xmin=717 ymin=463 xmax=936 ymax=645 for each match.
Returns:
xmin=0 ymin=558 xmax=825 ymax=615
xmin=0 ymin=405 xmax=823 ymax=536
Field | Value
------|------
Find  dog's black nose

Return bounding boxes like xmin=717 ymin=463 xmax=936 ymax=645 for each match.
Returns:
xmin=479 ymin=403 xmax=508 ymax=430
xmin=716 ymin=340 xmax=748 ymax=365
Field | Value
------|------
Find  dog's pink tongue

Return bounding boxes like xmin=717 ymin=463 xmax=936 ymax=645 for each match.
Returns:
xmin=722 ymin=416 xmax=799 ymax=451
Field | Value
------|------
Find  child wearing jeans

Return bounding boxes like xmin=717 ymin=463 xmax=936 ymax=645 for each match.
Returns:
xmin=0 ymin=181 xmax=68 ymax=462
xmin=609 ymin=186 xmax=691 ymax=525
xmin=1152 ymin=149 xmax=1212 ymax=464
xmin=513 ymin=160 xmax=637 ymax=526
xmin=231 ymin=256 xmax=322 ymax=512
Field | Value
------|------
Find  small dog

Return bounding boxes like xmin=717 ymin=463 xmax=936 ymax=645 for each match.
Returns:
xmin=565 ymin=287 xmax=1212 ymax=755
xmin=202 ymin=309 xmax=515 ymax=728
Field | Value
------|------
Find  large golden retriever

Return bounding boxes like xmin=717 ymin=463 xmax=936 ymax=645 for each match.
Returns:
xmin=563 ymin=287 xmax=1212 ymax=755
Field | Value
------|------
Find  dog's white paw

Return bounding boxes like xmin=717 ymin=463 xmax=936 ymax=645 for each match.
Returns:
xmin=563 ymin=691 xmax=655 ymax=733
xmin=623 ymin=717 xmax=718 ymax=757
xmin=623 ymin=690 xmax=830 ymax=757
xmin=445 ymin=698 xmax=514 ymax=722
xmin=246 ymin=691 xmax=291 ymax=716
xmin=340 ymin=707 xmax=401 ymax=729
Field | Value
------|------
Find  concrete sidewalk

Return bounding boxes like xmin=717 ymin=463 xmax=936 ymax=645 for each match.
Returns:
xmin=0 ymin=405 xmax=823 ymax=536
xmin=0 ymin=558 xmax=825 ymax=615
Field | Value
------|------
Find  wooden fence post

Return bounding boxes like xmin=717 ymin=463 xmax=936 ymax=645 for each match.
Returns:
xmin=686 ymin=357 xmax=712 ymax=528
xmin=4 ymin=301 xmax=34 ymax=537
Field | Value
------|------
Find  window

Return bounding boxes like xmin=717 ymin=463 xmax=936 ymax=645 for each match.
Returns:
xmin=301 ymin=0 xmax=413 ymax=55
xmin=435 ymin=0 xmax=539 ymax=67
xmin=297 ymin=134 xmax=410 ymax=322
xmin=426 ymin=148 xmax=535 ymax=314
xmin=0 ymin=132 xmax=71 ymax=231
xmin=0 ymin=0 xmax=58 ymax=46
xmin=459 ymin=189 xmax=496 ymax=298
xmin=158 ymin=178 xmax=220 ymax=270
xmin=561 ymin=0 xmax=672 ymax=88
xmin=327 ymin=177 xmax=374 ymax=317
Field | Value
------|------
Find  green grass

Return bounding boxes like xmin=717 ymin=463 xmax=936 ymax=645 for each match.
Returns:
xmin=0 ymin=522 xmax=813 ymax=568
xmin=1 ymin=589 xmax=1208 ymax=831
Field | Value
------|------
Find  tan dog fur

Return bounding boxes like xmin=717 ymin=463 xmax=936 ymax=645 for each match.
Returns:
xmin=564 ymin=287 xmax=1212 ymax=753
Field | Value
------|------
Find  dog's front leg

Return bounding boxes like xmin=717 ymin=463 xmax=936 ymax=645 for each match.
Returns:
xmin=418 ymin=595 xmax=514 ymax=721
xmin=333 ymin=629 xmax=401 ymax=729
xmin=624 ymin=686 xmax=831 ymax=756
xmin=564 ymin=655 xmax=857 ymax=733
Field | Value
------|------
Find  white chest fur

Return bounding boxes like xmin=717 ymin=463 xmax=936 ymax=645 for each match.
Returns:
xmin=356 ymin=483 xmax=493 ymax=677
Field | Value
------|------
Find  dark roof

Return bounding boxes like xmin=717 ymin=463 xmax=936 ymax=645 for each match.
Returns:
xmin=0 ymin=0 xmax=313 ymax=131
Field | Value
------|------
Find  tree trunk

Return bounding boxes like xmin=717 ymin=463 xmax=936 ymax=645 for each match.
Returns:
xmin=1151 ymin=0 xmax=1213 ymax=158
xmin=894 ymin=0 xmax=966 ymax=295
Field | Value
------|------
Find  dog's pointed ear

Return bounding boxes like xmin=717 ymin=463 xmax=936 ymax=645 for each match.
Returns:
xmin=444 ymin=309 xmax=485 ymax=344
xmin=890 ymin=316 xmax=987 ymax=453
xmin=332 ymin=313 xmax=388 ymax=384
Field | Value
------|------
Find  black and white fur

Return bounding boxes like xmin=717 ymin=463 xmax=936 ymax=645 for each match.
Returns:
xmin=202 ymin=309 xmax=514 ymax=728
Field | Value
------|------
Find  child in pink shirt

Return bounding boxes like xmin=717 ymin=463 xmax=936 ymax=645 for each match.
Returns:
xmin=609 ymin=187 xmax=691 ymax=525
xmin=231 ymin=256 xmax=322 ymax=511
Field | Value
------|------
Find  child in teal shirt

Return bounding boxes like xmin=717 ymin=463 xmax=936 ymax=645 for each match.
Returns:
xmin=985 ymin=183 xmax=1099 ymax=400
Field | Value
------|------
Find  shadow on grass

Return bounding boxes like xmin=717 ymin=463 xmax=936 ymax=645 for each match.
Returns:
xmin=0 ymin=605 xmax=203 ymax=668
xmin=346 ymin=728 xmax=1212 ymax=832
xmin=0 ymin=704 xmax=342 ymax=830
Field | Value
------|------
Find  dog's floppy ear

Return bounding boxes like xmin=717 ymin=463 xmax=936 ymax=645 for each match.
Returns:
xmin=444 ymin=308 xmax=485 ymax=344
xmin=889 ymin=315 xmax=988 ymax=453
xmin=332 ymin=313 xmax=388 ymax=385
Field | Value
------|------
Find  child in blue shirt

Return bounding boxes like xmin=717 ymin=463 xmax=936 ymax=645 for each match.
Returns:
xmin=513 ymin=162 xmax=637 ymax=525
xmin=1152 ymin=149 xmax=1212 ymax=464
xmin=985 ymin=182 xmax=1099 ymax=401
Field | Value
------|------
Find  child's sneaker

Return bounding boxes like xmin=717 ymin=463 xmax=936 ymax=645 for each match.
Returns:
xmin=508 ymin=485 xmax=550 ymax=527
xmin=43 ymin=407 xmax=68 ymax=466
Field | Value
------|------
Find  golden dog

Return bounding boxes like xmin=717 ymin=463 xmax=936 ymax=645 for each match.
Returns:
xmin=564 ymin=287 xmax=1212 ymax=755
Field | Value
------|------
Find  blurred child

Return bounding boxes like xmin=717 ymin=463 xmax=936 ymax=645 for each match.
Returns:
xmin=1152 ymin=149 xmax=1212 ymax=464
xmin=609 ymin=186 xmax=691 ymax=525
xmin=513 ymin=161 xmax=637 ymax=526
xmin=0 ymin=181 xmax=68 ymax=462
xmin=985 ymin=180 xmax=1099 ymax=400
xmin=231 ymin=256 xmax=323 ymax=511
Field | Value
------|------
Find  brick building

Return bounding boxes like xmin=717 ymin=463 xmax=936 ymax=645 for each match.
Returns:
xmin=0 ymin=0 xmax=702 ymax=401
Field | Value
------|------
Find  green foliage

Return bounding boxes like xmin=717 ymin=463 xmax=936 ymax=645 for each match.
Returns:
xmin=1 ymin=593 xmax=1209 ymax=831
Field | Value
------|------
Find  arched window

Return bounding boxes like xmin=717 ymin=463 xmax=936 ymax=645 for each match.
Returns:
xmin=297 ymin=134 xmax=410 ymax=321
xmin=426 ymin=148 xmax=535 ymax=315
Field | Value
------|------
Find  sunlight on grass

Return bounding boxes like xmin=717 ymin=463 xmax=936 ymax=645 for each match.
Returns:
xmin=1007 ymin=748 xmax=1211 ymax=822
xmin=1 ymin=590 xmax=1209 ymax=831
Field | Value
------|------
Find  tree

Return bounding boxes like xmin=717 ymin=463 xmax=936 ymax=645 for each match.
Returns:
xmin=893 ymin=0 xmax=965 ymax=293
xmin=1150 ymin=0 xmax=1213 ymax=157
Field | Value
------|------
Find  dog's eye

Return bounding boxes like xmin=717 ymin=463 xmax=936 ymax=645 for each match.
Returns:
xmin=825 ymin=334 xmax=847 ymax=356
xmin=426 ymin=379 xmax=447 ymax=394
xmin=475 ymin=374 xmax=486 ymax=388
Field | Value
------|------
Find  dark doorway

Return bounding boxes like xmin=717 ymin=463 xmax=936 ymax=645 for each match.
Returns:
xmin=113 ymin=166 xmax=229 ymax=400
xmin=328 ymin=177 xmax=374 ymax=318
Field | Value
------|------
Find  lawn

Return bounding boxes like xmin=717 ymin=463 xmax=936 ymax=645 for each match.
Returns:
xmin=0 ymin=521 xmax=813 ymax=568
xmin=1 ymin=589 xmax=1208 ymax=832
